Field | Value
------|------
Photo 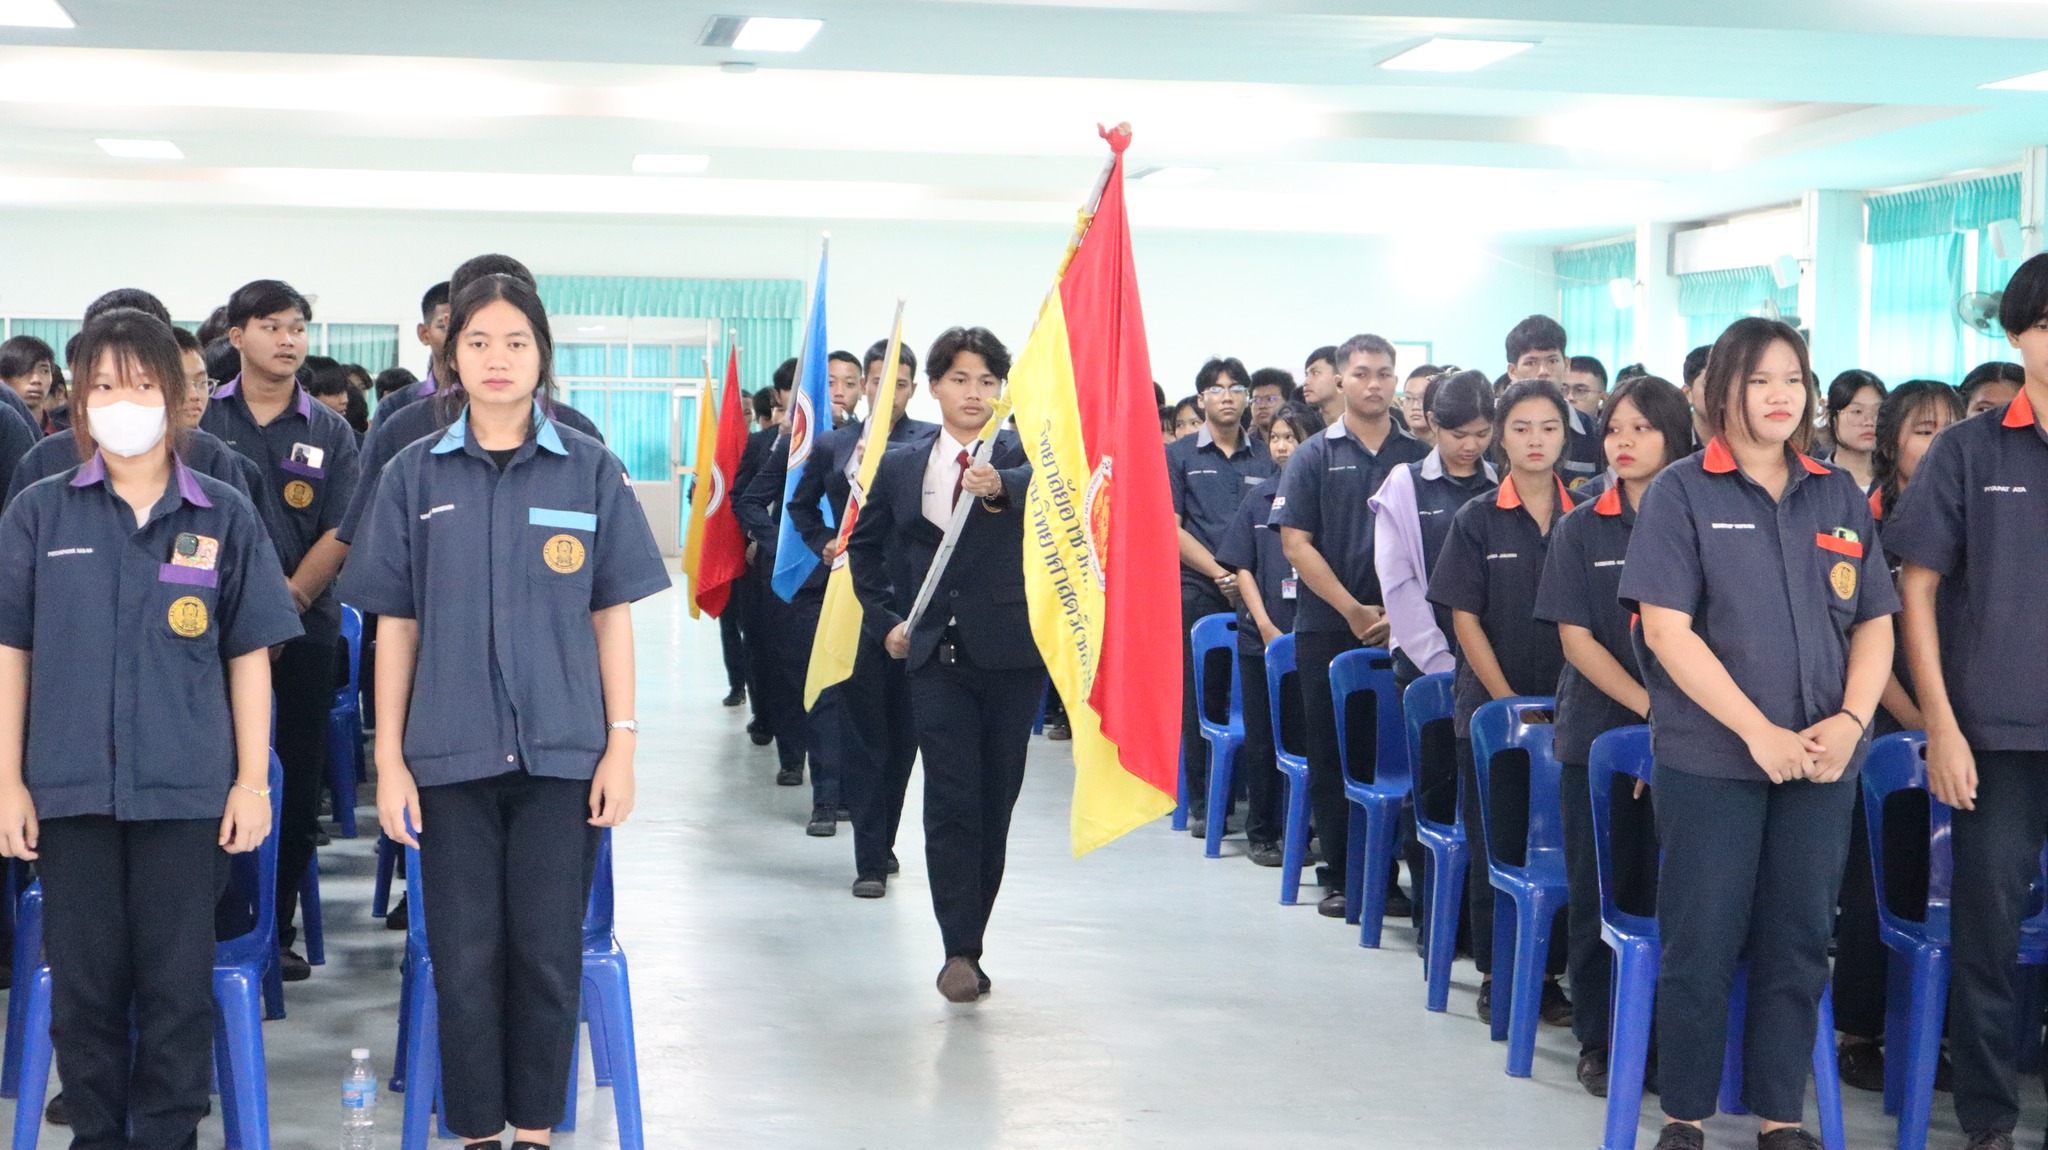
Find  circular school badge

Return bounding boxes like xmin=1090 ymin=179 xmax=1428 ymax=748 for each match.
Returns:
xmin=1830 ymin=561 xmax=1857 ymax=601
xmin=283 ymin=480 xmax=314 ymax=509
xmin=543 ymin=534 xmax=587 ymax=574
xmin=167 ymin=596 xmax=209 ymax=638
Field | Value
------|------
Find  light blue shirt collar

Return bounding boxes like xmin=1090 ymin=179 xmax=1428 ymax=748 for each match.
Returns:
xmin=432 ymin=399 xmax=567 ymax=457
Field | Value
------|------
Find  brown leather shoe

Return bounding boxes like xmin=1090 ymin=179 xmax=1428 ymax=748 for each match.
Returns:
xmin=937 ymin=957 xmax=981 ymax=1003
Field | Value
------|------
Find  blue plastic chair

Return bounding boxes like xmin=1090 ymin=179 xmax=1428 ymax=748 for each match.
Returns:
xmin=1469 ymin=696 xmax=1567 ymax=1077
xmin=1170 ymin=748 xmax=1188 ymax=832
xmin=300 ymin=852 xmax=325 ymax=967
xmin=1264 ymin=634 xmax=1316 ymax=905
xmin=1329 ymin=647 xmax=1410 ymax=946
xmin=1 ymin=876 xmax=39 ymax=1100
xmin=1193 ymin=613 xmax=1246 ymax=859
xmin=326 ymin=604 xmax=365 ymax=839
xmin=1406 ymin=673 xmax=1464 ymax=1011
xmin=1589 ymin=727 xmax=1846 ymax=1150
xmin=11 ymin=752 xmax=286 ymax=1150
xmin=398 ymin=830 xmax=645 ymax=1150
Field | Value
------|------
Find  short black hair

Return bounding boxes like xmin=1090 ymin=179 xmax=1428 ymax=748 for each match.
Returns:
xmin=450 ymin=254 xmax=535 ymax=298
xmin=1569 ymin=355 xmax=1609 ymax=388
xmin=1826 ymin=369 xmax=1887 ymax=418
xmin=373 ymin=366 xmax=418 ymax=398
xmin=306 ymin=361 xmax=353 ymax=398
xmin=827 ymin=350 xmax=861 ymax=373
xmin=1505 ymin=315 xmax=1567 ymax=364
xmin=421 ymin=281 xmax=451 ymax=321
xmin=751 ymin=388 xmax=776 ymax=420
xmin=171 ymin=325 xmax=202 ymax=355
xmin=1334 ymin=333 xmax=1397 ymax=374
xmin=1960 ymin=359 xmax=2025 ymax=405
xmin=227 ymin=279 xmax=313 ymax=328
xmin=204 ymin=337 xmax=240 ymax=383
xmin=1682 ymin=345 xmax=1713 ymax=388
xmin=1615 ymin=362 xmax=1649 ymax=384
xmin=1194 ymin=356 xmax=1251 ymax=394
xmin=1425 ymin=369 xmax=1496 ymax=432
xmin=1172 ymin=395 xmax=1200 ymax=422
xmin=0 ymin=335 xmax=55 ymax=381
xmin=1405 ymin=363 xmax=1440 ymax=383
xmin=195 ymin=306 xmax=231 ymax=347
xmin=1599 ymin=375 xmax=1693 ymax=469
xmin=926 ymin=327 xmax=1010 ymax=382
xmin=1999 ymin=252 xmax=2048 ymax=335
xmin=863 ymin=338 xmax=918 ymax=377
xmin=1248 ymin=367 xmax=1294 ymax=398
xmin=1305 ymin=345 xmax=1338 ymax=373
xmin=85 ymin=288 xmax=171 ymax=327
xmin=771 ymin=357 xmax=798 ymax=392
xmin=1268 ymin=400 xmax=1325 ymax=446
xmin=302 ymin=353 xmax=341 ymax=376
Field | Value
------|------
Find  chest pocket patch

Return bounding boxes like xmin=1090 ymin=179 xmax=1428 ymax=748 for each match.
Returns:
xmin=542 ymin=535 xmax=587 ymax=574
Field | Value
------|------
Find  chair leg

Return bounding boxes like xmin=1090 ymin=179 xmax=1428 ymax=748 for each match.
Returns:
xmin=216 ymin=1018 xmax=241 ymax=1150
xmin=215 ymin=971 xmax=272 ymax=1150
xmin=588 ymin=957 xmax=645 ymax=1150
xmin=1504 ymin=898 xmax=1553 ymax=1078
xmin=1343 ymin=804 xmax=1367 ymax=925
xmin=1424 ymin=843 xmax=1466 ymax=1013
xmin=300 ymin=854 xmax=325 ymax=967
xmin=1719 ymin=969 xmax=1749 ymax=1116
xmin=1601 ymin=943 xmax=1657 ymax=1150
xmin=1891 ymin=952 xmax=1948 ymax=1150
xmin=261 ymin=947 xmax=285 ymax=1022
xmin=1489 ymin=889 xmax=1515 ymax=1043
xmin=1811 ymin=986 xmax=1845 ymax=1150
xmin=1278 ymin=770 xmax=1310 ymax=906
xmin=373 ymin=836 xmax=397 ymax=919
xmin=402 ymin=962 xmax=440 ymax=1150
xmin=1357 ymin=802 xmax=1397 ymax=950
xmin=585 ymin=994 xmax=612 ymax=1088
xmin=1170 ymin=748 xmax=1188 ymax=833
xmin=1883 ymin=948 xmax=1911 ymax=1117
xmin=11 ymin=967 xmax=51 ymax=1150
xmin=391 ymin=951 xmax=413 ymax=1094
xmin=3 ymin=888 xmax=42 ymax=1101
xmin=1203 ymin=738 xmax=1236 ymax=859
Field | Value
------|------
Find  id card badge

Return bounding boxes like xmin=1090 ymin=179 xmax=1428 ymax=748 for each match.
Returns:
xmin=1281 ymin=578 xmax=1298 ymax=601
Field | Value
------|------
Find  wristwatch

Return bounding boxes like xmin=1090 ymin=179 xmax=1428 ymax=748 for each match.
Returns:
xmin=608 ymin=720 xmax=639 ymax=734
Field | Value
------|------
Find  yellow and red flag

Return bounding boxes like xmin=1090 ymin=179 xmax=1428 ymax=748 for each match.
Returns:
xmin=1009 ymin=124 xmax=1180 ymax=854
xmin=683 ymin=345 xmax=748 ymax=617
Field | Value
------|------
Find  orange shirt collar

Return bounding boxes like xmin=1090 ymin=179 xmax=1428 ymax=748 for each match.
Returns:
xmin=2005 ymin=387 xmax=2037 ymax=429
xmin=1702 ymin=435 xmax=1830 ymax=476
xmin=1595 ymin=483 xmax=1624 ymax=517
xmin=1495 ymin=473 xmax=1577 ymax=514
xmin=1868 ymin=487 xmax=1883 ymax=521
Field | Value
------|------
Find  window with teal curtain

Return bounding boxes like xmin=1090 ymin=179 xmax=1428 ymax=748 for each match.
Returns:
xmin=534 ymin=276 xmax=802 ymax=397
xmin=7 ymin=318 xmax=81 ymax=351
xmin=1676 ymin=268 xmax=1798 ymax=350
xmin=1866 ymin=172 xmax=2020 ymax=382
xmin=321 ymin=323 xmax=400 ymax=371
xmin=1556 ymin=240 xmax=1635 ymax=376
xmin=554 ymin=340 xmax=708 ymax=483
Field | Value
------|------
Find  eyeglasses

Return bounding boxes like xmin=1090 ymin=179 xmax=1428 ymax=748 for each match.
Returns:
xmin=1203 ymin=384 xmax=1251 ymax=398
xmin=1250 ymin=393 xmax=1284 ymax=407
xmin=200 ymin=378 xmax=221 ymax=396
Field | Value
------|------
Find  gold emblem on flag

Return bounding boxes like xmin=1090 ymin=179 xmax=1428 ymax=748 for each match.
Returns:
xmin=1084 ymin=457 xmax=1113 ymax=592
xmin=543 ymin=534 xmax=586 ymax=574
xmin=283 ymin=480 xmax=314 ymax=509
xmin=167 ymin=596 xmax=209 ymax=638
xmin=1830 ymin=561 xmax=1856 ymax=601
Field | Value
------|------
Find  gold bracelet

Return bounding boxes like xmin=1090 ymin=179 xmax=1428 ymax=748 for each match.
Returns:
xmin=234 ymin=783 xmax=272 ymax=798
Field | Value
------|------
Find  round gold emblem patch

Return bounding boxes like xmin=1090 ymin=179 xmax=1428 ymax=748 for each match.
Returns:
xmin=543 ymin=534 xmax=587 ymax=574
xmin=1830 ymin=560 xmax=1857 ymax=601
xmin=168 ymin=596 xmax=209 ymax=638
xmin=283 ymin=480 xmax=314 ymax=509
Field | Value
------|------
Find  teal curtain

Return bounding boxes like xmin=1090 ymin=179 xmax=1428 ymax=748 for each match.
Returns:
xmin=1867 ymin=173 xmax=2021 ymax=245
xmin=1677 ymin=267 xmax=1798 ymax=350
xmin=534 ymin=276 xmax=802 ymax=397
xmin=554 ymin=340 xmax=710 ymax=483
xmin=725 ymin=317 xmax=797 ymax=399
xmin=1556 ymin=240 xmax=1636 ymax=376
xmin=9 ymin=319 xmax=80 ymax=352
xmin=1867 ymin=234 xmax=1965 ymax=382
xmin=321 ymin=323 xmax=400 ymax=371
xmin=1968 ymin=223 xmax=2024 ymax=372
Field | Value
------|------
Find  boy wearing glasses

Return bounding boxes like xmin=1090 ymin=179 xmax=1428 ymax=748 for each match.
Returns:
xmin=1166 ymin=357 xmax=1274 ymax=831
xmin=1247 ymin=367 xmax=1293 ymax=443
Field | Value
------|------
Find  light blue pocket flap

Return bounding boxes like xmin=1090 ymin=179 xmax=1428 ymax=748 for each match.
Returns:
xmin=529 ymin=507 xmax=598 ymax=531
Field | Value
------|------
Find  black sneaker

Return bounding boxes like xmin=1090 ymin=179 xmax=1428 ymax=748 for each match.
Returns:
xmin=887 ymin=853 xmax=901 ymax=875
xmin=749 ymin=725 xmax=774 ymax=747
xmin=44 ymin=1092 xmax=67 ymax=1126
xmin=1539 ymin=978 xmax=1575 ymax=1027
xmin=278 ymin=948 xmax=312 ymax=982
xmin=851 ymin=875 xmax=886 ymax=899
xmin=723 ymin=687 xmax=746 ymax=707
xmin=1384 ymin=885 xmax=1414 ymax=918
xmin=1247 ymin=840 xmax=1284 ymax=867
xmin=1576 ymin=1048 xmax=1609 ymax=1098
xmin=314 ymin=828 xmax=332 ymax=847
xmin=1317 ymin=890 xmax=1347 ymax=918
xmin=1962 ymin=1132 xmax=2015 ymax=1150
xmin=1837 ymin=1036 xmax=1883 ymax=1092
xmin=776 ymin=767 xmax=803 ymax=786
xmin=1477 ymin=977 xmax=1493 ymax=1024
xmin=1652 ymin=1123 xmax=1704 ymax=1150
xmin=806 ymin=807 xmax=837 ymax=836
xmin=836 ymin=806 xmax=851 ymax=821
xmin=1044 ymin=720 xmax=1071 ymax=741
xmin=384 ymin=895 xmax=409 ymax=931
xmin=1187 ymin=805 xmax=1208 ymax=837
xmin=973 ymin=960 xmax=991 ymax=996
xmin=1756 ymin=1128 xmax=1825 ymax=1150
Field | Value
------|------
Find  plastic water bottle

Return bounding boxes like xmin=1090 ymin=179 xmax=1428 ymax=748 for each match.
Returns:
xmin=341 ymin=1048 xmax=377 ymax=1150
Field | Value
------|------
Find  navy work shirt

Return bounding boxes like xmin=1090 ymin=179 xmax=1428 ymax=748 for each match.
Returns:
xmin=1535 ymin=483 xmax=1644 ymax=765
xmin=1167 ymin=425 xmax=1274 ymax=594
xmin=0 ymin=385 xmax=38 ymax=439
xmin=1274 ymin=417 xmax=1430 ymax=632
xmin=337 ymin=403 xmax=671 ymax=788
xmin=0 ymin=403 xmax=34 ymax=507
xmin=200 ymin=378 xmax=361 ymax=645
xmin=1886 ymin=391 xmax=2048 ymax=750
xmin=1428 ymin=474 xmax=1575 ymax=737
xmin=1620 ymin=438 xmax=1899 ymax=781
xmin=8 ymin=427 xmax=262 ymax=511
xmin=0 ymin=456 xmax=303 ymax=821
xmin=1214 ymin=474 xmax=1291 ymax=656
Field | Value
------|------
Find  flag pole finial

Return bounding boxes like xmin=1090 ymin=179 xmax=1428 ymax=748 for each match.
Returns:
xmin=1098 ymin=122 xmax=1133 ymax=154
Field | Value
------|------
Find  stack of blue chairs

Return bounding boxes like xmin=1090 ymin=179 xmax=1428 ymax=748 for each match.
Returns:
xmin=1405 ymin=672 xmax=1464 ymax=1012
xmin=1191 ymin=613 xmax=1245 ymax=859
xmin=1264 ymin=634 xmax=1317 ymax=905
xmin=1328 ymin=647 xmax=1410 ymax=947
xmin=1470 ymin=697 xmax=1569 ymax=1078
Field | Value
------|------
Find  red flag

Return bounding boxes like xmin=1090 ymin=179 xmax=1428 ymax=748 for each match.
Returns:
xmin=692 ymin=347 xmax=748 ymax=616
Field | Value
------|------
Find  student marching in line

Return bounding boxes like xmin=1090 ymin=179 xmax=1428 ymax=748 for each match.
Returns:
xmin=1887 ymin=254 xmax=2048 ymax=1150
xmin=1427 ymin=377 xmax=1578 ymax=1029
xmin=341 ymin=274 xmax=669 ymax=1149
xmin=1534 ymin=374 xmax=1692 ymax=1097
xmin=1620 ymin=318 xmax=1896 ymax=1150
xmin=0 ymin=309 xmax=301 ymax=1150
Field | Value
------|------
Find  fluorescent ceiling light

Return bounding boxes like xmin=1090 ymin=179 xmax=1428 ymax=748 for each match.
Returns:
xmin=0 ymin=0 xmax=73 ymax=29
xmin=632 ymin=153 xmax=711 ymax=174
xmin=95 ymin=138 xmax=182 ymax=159
xmin=1134 ymin=166 xmax=1215 ymax=187
xmin=731 ymin=17 xmax=822 ymax=52
xmin=1983 ymin=69 xmax=2048 ymax=91
xmin=1380 ymin=38 xmax=1534 ymax=73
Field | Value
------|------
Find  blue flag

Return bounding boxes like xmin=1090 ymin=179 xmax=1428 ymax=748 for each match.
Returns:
xmin=772 ymin=244 xmax=835 ymax=601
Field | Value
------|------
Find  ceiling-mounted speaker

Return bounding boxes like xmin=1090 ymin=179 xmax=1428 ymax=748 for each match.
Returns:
xmin=1989 ymin=218 xmax=2022 ymax=262
xmin=1770 ymin=254 xmax=1802 ymax=290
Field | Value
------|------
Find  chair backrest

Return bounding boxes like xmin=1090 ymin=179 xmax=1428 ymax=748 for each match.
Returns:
xmin=1860 ymin=732 xmax=1953 ymax=935
xmin=1469 ymin=696 xmax=1562 ymax=864
xmin=338 ymin=604 xmax=364 ymax=700
xmin=1329 ymin=647 xmax=1410 ymax=794
xmin=1404 ymin=672 xmax=1458 ymax=834
xmin=216 ymin=750 xmax=284 ymax=969
xmin=584 ymin=829 xmax=615 ymax=948
xmin=1587 ymin=725 xmax=1657 ymax=939
xmin=1264 ymin=633 xmax=1303 ymax=764
xmin=1189 ymin=612 xmax=1242 ymax=732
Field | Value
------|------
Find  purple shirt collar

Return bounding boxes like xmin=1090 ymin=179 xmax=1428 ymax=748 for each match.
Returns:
xmin=214 ymin=374 xmax=314 ymax=420
xmin=416 ymin=367 xmax=438 ymax=397
xmin=69 ymin=451 xmax=214 ymax=509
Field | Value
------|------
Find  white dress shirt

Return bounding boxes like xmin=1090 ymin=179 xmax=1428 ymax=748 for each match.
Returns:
xmin=922 ymin=429 xmax=977 ymax=528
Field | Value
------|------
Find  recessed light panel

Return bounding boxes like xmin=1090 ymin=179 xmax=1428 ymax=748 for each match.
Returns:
xmin=731 ymin=17 xmax=822 ymax=52
xmin=1984 ymin=69 xmax=2048 ymax=91
xmin=0 ymin=0 xmax=73 ymax=29
xmin=1380 ymin=38 xmax=1535 ymax=73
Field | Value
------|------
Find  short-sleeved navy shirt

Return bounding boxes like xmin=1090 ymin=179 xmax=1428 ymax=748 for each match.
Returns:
xmin=0 ymin=455 xmax=303 ymax=821
xmin=200 ymin=377 xmax=361 ymax=644
xmin=1428 ymin=475 xmax=1575 ymax=736
xmin=7 ymin=427 xmax=262 ymax=511
xmin=1619 ymin=438 xmax=1900 ymax=781
xmin=0 ymin=403 xmax=34 ymax=507
xmin=1886 ymin=392 xmax=2048 ymax=750
xmin=337 ymin=403 xmax=672 ymax=788
xmin=1214 ymin=475 xmax=1291 ymax=656
xmin=1536 ymin=483 xmax=1643 ymax=764
xmin=1274 ymin=418 xmax=1430 ymax=632
xmin=0 ymin=385 xmax=38 ymax=439
xmin=1167 ymin=426 xmax=1274 ymax=593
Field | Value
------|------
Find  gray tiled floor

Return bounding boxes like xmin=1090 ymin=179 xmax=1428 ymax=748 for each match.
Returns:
xmin=1 ymin=578 xmax=2033 ymax=1147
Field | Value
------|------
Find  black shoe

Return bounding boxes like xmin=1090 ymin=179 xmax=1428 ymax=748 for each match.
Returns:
xmin=44 ymin=1092 xmax=67 ymax=1126
xmin=776 ymin=767 xmax=802 ymax=786
xmin=384 ymin=895 xmax=409 ymax=931
xmin=279 ymin=947 xmax=312 ymax=982
xmin=1304 ymin=840 xmax=1324 ymax=866
xmin=1539 ymin=978 xmax=1574 ymax=1027
xmin=1317 ymin=890 xmax=1347 ymax=918
xmin=937 ymin=957 xmax=980 ymax=1003
xmin=852 ymin=875 xmax=887 ymax=899
xmin=1576 ymin=1048 xmax=1609 ymax=1098
xmin=1652 ymin=1123 xmax=1704 ymax=1150
xmin=806 ymin=807 xmax=837 ymax=836
xmin=314 ymin=828 xmax=332 ymax=847
xmin=1044 ymin=721 xmax=1071 ymax=741
xmin=973 ymin=960 xmax=991 ymax=996
xmin=1756 ymin=1129 xmax=1824 ymax=1150
xmin=1384 ymin=885 xmax=1414 ymax=918
xmin=1247 ymin=840 xmax=1284 ymax=867
xmin=1962 ymin=1132 xmax=2015 ymax=1150
xmin=836 ymin=806 xmax=851 ymax=821
xmin=1187 ymin=805 xmax=1207 ymax=836
xmin=887 ymin=852 xmax=901 ymax=875
xmin=749 ymin=728 xmax=774 ymax=747
xmin=723 ymin=686 xmax=746 ymax=707
xmin=1837 ymin=1037 xmax=1883 ymax=1092
xmin=1477 ymin=977 xmax=1493 ymax=1025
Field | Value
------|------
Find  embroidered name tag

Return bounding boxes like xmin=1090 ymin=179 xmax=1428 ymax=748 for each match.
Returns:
xmin=1593 ymin=559 xmax=1625 ymax=568
xmin=1710 ymin=522 xmax=1757 ymax=530
xmin=44 ymin=547 xmax=93 ymax=557
xmin=529 ymin=507 xmax=598 ymax=531
xmin=420 ymin=504 xmax=457 ymax=521
xmin=1485 ymin=552 xmax=1520 ymax=561
xmin=1983 ymin=485 xmax=2031 ymax=494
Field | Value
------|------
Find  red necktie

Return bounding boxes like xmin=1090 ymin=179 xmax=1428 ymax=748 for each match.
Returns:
xmin=951 ymin=449 xmax=971 ymax=509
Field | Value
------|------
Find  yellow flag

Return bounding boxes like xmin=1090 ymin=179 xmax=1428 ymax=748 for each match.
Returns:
xmin=679 ymin=348 xmax=723 ymax=620
xmin=803 ymin=303 xmax=906 ymax=708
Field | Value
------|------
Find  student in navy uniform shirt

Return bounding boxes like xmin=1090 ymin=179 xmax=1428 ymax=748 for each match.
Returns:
xmin=1427 ymin=378 xmax=1578 ymax=1027
xmin=1165 ymin=357 xmax=1273 ymax=828
xmin=200 ymin=278 xmax=362 ymax=980
xmin=362 ymin=281 xmax=451 ymax=432
xmin=1534 ymin=374 xmax=1691 ymax=1097
xmin=1277 ymin=333 xmax=1430 ymax=918
xmin=1887 ymin=255 xmax=2048 ymax=1150
xmin=0 ymin=311 xmax=301 ymax=1150
xmin=1215 ymin=401 xmax=1321 ymax=866
xmin=732 ymin=375 xmax=792 ymax=747
xmin=341 ymin=275 xmax=668 ymax=1149
xmin=1503 ymin=316 xmax=1604 ymax=484
xmin=1620 ymin=318 xmax=1895 ymax=1150
xmin=845 ymin=326 xmax=1041 ymax=1004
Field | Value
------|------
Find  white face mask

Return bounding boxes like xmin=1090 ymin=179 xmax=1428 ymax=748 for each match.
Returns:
xmin=88 ymin=400 xmax=168 ymax=458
